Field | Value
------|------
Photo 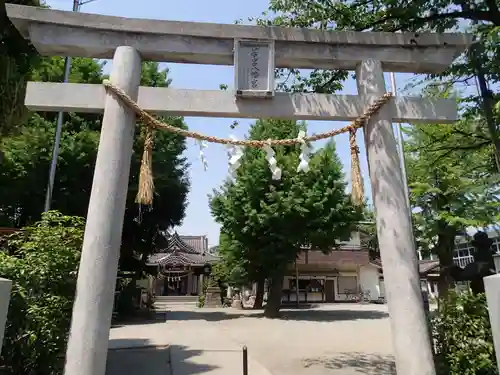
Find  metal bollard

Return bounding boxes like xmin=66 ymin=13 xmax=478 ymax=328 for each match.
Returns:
xmin=243 ymin=346 xmax=248 ymax=375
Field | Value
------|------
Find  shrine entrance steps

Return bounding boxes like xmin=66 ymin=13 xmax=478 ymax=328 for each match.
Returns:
xmin=154 ymin=295 xmax=198 ymax=312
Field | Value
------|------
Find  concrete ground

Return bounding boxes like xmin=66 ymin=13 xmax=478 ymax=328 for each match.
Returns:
xmin=108 ymin=304 xmax=395 ymax=375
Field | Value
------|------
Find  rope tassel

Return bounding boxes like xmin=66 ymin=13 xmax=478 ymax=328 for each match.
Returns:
xmin=136 ymin=127 xmax=155 ymax=205
xmin=349 ymin=128 xmax=364 ymax=207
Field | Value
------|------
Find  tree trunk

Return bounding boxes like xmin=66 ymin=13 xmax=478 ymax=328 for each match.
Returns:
xmin=253 ymin=279 xmax=265 ymax=309
xmin=435 ymin=223 xmax=458 ymax=307
xmin=437 ymin=246 xmax=456 ymax=304
xmin=437 ymin=267 xmax=455 ymax=303
xmin=264 ymin=275 xmax=283 ymax=318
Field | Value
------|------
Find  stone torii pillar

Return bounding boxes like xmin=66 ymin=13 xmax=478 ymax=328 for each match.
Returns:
xmin=6 ymin=4 xmax=472 ymax=375
xmin=63 ymin=46 xmax=142 ymax=375
xmin=357 ymin=59 xmax=435 ymax=374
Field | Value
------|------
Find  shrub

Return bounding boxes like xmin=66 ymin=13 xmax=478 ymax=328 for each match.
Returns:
xmin=431 ymin=291 xmax=496 ymax=375
xmin=0 ymin=211 xmax=84 ymax=375
xmin=114 ymin=278 xmax=141 ymax=318
xmin=197 ymin=294 xmax=205 ymax=308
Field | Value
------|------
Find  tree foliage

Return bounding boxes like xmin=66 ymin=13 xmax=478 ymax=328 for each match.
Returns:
xmin=259 ymin=0 xmax=500 ymax=86
xmin=253 ymin=0 xmax=499 ymax=170
xmin=0 ymin=57 xmax=190 ymax=269
xmin=406 ymin=116 xmax=499 ymax=295
xmin=210 ymin=119 xmax=362 ymax=316
xmin=0 ymin=211 xmax=84 ymax=375
xmin=0 ymin=0 xmax=41 ymax=139
xmin=211 ymin=231 xmax=248 ymax=286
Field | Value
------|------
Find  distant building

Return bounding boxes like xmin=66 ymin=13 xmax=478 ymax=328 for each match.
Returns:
xmin=411 ymin=229 xmax=500 ymax=299
xmin=281 ymin=232 xmax=381 ymax=303
xmin=280 ymin=229 xmax=500 ymax=303
xmin=452 ymin=229 xmax=500 ymax=268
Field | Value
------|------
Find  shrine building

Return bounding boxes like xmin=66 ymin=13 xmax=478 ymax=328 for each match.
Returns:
xmin=145 ymin=232 xmax=218 ymax=296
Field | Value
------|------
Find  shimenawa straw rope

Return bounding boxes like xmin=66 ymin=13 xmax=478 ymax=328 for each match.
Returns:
xmin=102 ymin=79 xmax=392 ymax=207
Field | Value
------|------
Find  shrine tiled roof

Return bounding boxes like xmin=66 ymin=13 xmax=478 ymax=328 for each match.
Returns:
xmin=179 ymin=235 xmax=210 ymax=253
xmin=147 ymin=251 xmax=219 ymax=267
xmin=158 ymin=232 xmax=200 ymax=254
xmin=146 ymin=232 xmax=218 ymax=266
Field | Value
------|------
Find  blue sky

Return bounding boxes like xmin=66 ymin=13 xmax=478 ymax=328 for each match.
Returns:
xmin=46 ymin=0 xmax=418 ymax=246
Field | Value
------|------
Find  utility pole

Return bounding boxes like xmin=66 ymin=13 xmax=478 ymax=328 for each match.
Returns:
xmin=43 ymin=0 xmax=97 ymax=211
xmin=389 ymin=72 xmax=422 ymax=260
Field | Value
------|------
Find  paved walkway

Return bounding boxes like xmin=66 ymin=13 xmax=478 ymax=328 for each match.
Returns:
xmin=107 ymin=304 xmax=395 ymax=375
xmin=108 ymin=307 xmax=273 ymax=375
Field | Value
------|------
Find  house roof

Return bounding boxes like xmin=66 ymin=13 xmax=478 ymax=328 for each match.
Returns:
xmin=298 ymin=249 xmax=370 ymax=269
xmin=418 ymin=260 xmax=440 ymax=274
xmin=147 ymin=232 xmax=218 ymax=267
xmin=369 ymin=258 xmax=440 ymax=275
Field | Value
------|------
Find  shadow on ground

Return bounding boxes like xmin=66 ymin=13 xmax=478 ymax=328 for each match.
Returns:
xmin=169 ymin=344 xmax=219 ymax=375
xmin=165 ymin=308 xmax=388 ymax=322
xmin=112 ymin=311 xmax=167 ymax=328
xmin=166 ymin=310 xmax=242 ymax=322
xmin=106 ymin=338 xmax=218 ymax=375
xmin=302 ymin=352 xmax=396 ymax=375
xmin=280 ymin=303 xmax=321 ymax=309
xmin=277 ymin=309 xmax=388 ymax=321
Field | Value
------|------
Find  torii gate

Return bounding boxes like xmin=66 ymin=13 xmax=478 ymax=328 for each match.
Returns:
xmin=6 ymin=4 xmax=472 ymax=375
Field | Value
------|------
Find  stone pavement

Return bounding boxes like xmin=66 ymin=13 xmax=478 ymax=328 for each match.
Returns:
xmin=107 ymin=307 xmax=273 ymax=375
xmin=107 ymin=304 xmax=395 ymax=375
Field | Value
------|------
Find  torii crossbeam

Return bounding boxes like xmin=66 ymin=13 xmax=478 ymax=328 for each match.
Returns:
xmin=6 ymin=4 xmax=472 ymax=375
xmin=26 ymin=82 xmax=457 ymax=123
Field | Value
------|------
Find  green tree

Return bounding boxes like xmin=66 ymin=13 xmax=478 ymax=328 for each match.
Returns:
xmin=355 ymin=92 xmax=499 ymax=297
xmin=252 ymin=2 xmax=500 ymax=296
xmin=215 ymin=231 xmax=267 ymax=308
xmin=349 ymin=114 xmax=498 ymax=298
xmin=212 ymin=232 xmax=246 ymax=286
xmin=0 ymin=113 xmax=99 ymax=225
xmin=210 ymin=119 xmax=361 ymax=317
xmin=254 ymin=0 xmax=500 ymax=171
xmin=0 ymin=57 xmax=190 ymax=275
xmin=405 ymin=119 xmax=499 ymax=297
xmin=260 ymin=0 xmax=499 ymax=90
xmin=0 ymin=0 xmax=40 ymax=139
xmin=0 ymin=211 xmax=84 ymax=375
xmin=356 ymin=211 xmax=379 ymax=260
